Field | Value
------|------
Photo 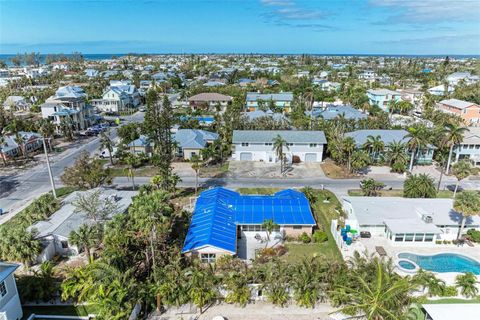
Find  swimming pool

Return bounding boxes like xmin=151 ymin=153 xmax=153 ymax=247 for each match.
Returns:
xmin=397 ymin=252 xmax=480 ymax=274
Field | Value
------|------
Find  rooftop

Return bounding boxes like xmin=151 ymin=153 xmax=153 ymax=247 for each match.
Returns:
xmin=345 ymin=129 xmax=408 ymax=147
xmin=422 ymin=304 xmax=480 ymax=320
xmin=182 ymin=187 xmax=316 ymax=253
xmin=246 ymin=92 xmax=293 ymax=102
xmin=188 ymin=92 xmax=233 ymax=102
xmin=233 ymin=130 xmax=327 ymax=144
xmin=439 ymin=98 xmax=478 ymax=109
xmin=0 ymin=262 xmax=19 ymax=282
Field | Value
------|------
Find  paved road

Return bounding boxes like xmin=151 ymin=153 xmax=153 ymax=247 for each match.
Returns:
xmin=0 ymin=112 xmax=145 ymax=224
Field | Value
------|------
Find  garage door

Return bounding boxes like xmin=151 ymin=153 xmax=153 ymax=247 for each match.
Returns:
xmin=240 ymin=152 xmax=253 ymax=161
xmin=305 ymin=153 xmax=317 ymax=163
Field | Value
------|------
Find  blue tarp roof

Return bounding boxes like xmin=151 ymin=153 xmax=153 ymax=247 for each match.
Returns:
xmin=182 ymin=187 xmax=316 ymax=253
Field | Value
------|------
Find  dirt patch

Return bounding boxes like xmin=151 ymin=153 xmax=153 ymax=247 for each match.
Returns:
xmin=228 ymin=161 xmax=324 ymax=179
xmin=320 ymin=159 xmax=359 ymax=179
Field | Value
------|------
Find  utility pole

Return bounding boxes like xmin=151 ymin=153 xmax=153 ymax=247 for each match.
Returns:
xmin=42 ymin=137 xmax=57 ymax=199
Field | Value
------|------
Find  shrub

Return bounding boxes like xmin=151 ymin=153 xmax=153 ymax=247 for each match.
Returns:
xmin=440 ymin=286 xmax=458 ymax=297
xmin=435 ymin=240 xmax=442 ymax=245
xmin=443 ymin=240 xmax=451 ymax=245
xmin=299 ymin=232 xmax=311 ymax=243
xmin=312 ymin=231 xmax=328 ymax=243
xmin=466 ymin=229 xmax=480 ymax=243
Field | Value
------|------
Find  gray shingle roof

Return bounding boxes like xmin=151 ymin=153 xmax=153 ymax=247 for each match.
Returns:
xmin=345 ymin=129 xmax=408 ymax=147
xmin=233 ymin=130 xmax=327 ymax=144
xmin=439 ymin=99 xmax=478 ymax=110
xmin=246 ymin=92 xmax=293 ymax=102
xmin=173 ymin=129 xmax=219 ymax=149
xmin=188 ymin=92 xmax=232 ymax=102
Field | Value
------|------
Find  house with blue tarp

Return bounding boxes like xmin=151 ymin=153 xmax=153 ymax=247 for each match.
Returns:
xmin=182 ymin=187 xmax=316 ymax=262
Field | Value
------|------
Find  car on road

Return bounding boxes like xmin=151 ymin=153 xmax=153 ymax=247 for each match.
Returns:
xmin=139 ymin=106 xmax=146 ymax=112
xmin=99 ymin=147 xmax=119 ymax=159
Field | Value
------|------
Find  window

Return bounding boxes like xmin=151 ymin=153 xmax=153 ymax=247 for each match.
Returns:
xmin=61 ymin=241 xmax=69 ymax=249
xmin=0 ymin=281 xmax=6 ymax=298
xmin=414 ymin=234 xmax=424 ymax=242
xmin=287 ymin=143 xmax=294 ymax=146
xmin=309 ymin=143 xmax=317 ymax=147
xmin=424 ymin=234 xmax=434 ymax=242
xmin=395 ymin=234 xmax=404 ymax=242
xmin=293 ymin=225 xmax=302 ymax=230
xmin=241 ymin=143 xmax=249 ymax=147
xmin=200 ymin=253 xmax=216 ymax=263
xmin=405 ymin=234 xmax=414 ymax=242
xmin=265 ymin=142 xmax=273 ymax=146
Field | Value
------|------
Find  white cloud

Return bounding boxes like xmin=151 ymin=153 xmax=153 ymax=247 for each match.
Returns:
xmin=370 ymin=0 xmax=480 ymax=22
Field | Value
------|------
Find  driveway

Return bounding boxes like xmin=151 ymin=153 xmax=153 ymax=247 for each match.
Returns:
xmin=228 ymin=161 xmax=325 ymax=179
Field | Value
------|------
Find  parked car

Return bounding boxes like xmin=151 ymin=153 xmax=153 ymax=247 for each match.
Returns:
xmin=0 ymin=208 xmax=5 ymax=215
xmin=99 ymin=147 xmax=118 ymax=159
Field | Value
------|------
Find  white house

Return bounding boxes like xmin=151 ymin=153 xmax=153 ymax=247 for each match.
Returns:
xmin=0 ymin=262 xmax=23 ymax=320
xmin=452 ymin=127 xmax=480 ymax=167
xmin=428 ymin=84 xmax=454 ymax=96
xmin=41 ymin=86 xmax=93 ymax=132
xmin=29 ymin=188 xmax=137 ymax=262
xmin=2 ymin=96 xmax=31 ymax=112
xmin=188 ymin=92 xmax=233 ymax=113
xmin=341 ymin=197 xmax=480 ymax=245
xmin=232 ymin=130 xmax=326 ymax=163
xmin=91 ymin=81 xmax=141 ymax=113
xmin=358 ymin=70 xmax=377 ymax=81
xmin=447 ymin=72 xmax=479 ymax=86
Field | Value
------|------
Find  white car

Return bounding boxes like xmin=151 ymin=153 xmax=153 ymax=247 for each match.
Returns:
xmin=99 ymin=147 xmax=118 ymax=159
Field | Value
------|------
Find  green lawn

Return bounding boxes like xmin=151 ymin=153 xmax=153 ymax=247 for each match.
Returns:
xmin=22 ymin=305 xmax=98 ymax=319
xmin=424 ymin=298 xmax=480 ymax=304
xmin=348 ymin=189 xmax=455 ymax=198
xmin=109 ymin=165 xmax=159 ymax=177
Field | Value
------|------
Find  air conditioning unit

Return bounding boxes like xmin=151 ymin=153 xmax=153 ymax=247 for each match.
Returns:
xmin=423 ymin=215 xmax=433 ymax=223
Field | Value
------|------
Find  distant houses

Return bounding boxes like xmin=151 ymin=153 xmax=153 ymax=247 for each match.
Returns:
xmin=436 ymin=99 xmax=480 ymax=127
xmin=0 ymin=262 xmax=23 ymax=320
xmin=309 ymin=104 xmax=367 ymax=121
xmin=428 ymin=84 xmax=454 ymax=96
xmin=232 ymin=130 xmax=326 ymax=163
xmin=0 ymin=132 xmax=43 ymax=161
xmin=452 ymin=127 xmax=480 ymax=167
xmin=2 ymin=96 xmax=31 ymax=113
xmin=91 ymin=80 xmax=141 ymax=113
xmin=246 ymin=92 xmax=293 ymax=113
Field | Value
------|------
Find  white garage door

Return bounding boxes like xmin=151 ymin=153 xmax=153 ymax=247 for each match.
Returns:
xmin=305 ymin=153 xmax=317 ymax=163
xmin=240 ymin=152 xmax=253 ymax=161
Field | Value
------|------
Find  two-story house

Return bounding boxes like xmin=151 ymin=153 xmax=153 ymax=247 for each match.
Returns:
xmin=91 ymin=81 xmax=141 ymax=113
xmin=40 ymin=86 xmax=93 ymax=132
xmin=452 ymin=127 xmax=480 ymax=167
xmin=437 ymin=99 xmax=480 ymax=127
xmin=0 ymin=262 xmax=22 ymax=320
xmin=188 ymin=93 xmax=233 ymax=113
xmin=367 ymin=89 xmax=403 ymax=112
xmin=232 ymin=130 xmax=326 ymax=163
xmin=245 ymin=92 xmax=294 ymax=113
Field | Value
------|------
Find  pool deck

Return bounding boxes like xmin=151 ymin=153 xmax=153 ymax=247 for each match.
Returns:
xmin=340 ymin=235 xmax=480 ymax=284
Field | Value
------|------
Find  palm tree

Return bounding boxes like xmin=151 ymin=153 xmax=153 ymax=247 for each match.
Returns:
xmin=59 ymin=116 xmax=75 ymax=141
xmin=124 ymin=153 xmax=142 ymax=190
xmin=451 ymin=160 xmax=472 ymax=197
xmin=190 ymin=155 xmax=202 ymax=195
xmin=272 ymin=134 xmax=288 ymax=174
xmin=343 ymin=136 xmax=356 ymax=172
xmin=362 ymin=135 xmax=384 ymax=162
xmin=443 ymin=124 xmax=469 ymax=174
xmin=334 ymin=259 xmax=414 ymax=320
xmin=455 ymin=272 xmax=478 ymax=298
xmin=412 ymin=270 xmax=446 ymax=297
xmin=454 ymin=191 xmax=480 ymax=240
xmin=100 ymin=131 xmax=115 ymax=165
xmin=403 ymin=174 xmax=436 ymax=198
xmin=360 ymin=178 xmax=385 ymax=196
xmin=38 ymin=119 xmax=55 ymax=152
xmin=351 ymin=150 xmax=370 ymax=173
xmin=69 ymin=224 xmax=101 ymax=263
xmin=386 ymin=140 xmax=408 ymax=173
xmin=262 ymin=219 xmax=279 ymax=246
xmin=406 ymin=125 xmax=429 ymax=172
xmin=187 ymin=263 xmax=217 ymax=314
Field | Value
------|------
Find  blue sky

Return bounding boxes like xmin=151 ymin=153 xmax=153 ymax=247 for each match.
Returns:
xmin=0 ymin=0 xmax=479 ymax=54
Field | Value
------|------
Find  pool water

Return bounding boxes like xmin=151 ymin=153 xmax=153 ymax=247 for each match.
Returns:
xmin=398 ymin=253 xmax=480 ymax=274
xmin=398 ymin=260 xmax=416 ymax=270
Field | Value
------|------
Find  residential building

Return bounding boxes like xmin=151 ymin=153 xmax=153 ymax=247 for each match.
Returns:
xmin=41 ymin=86 xmax=93 ymax=132
xmin=427 ymin=84 xmax=454 ymax=96
xmin=345 ymin=129 xmax=434 ymax=164
xmin=127 ymin=129 xmax=218 ymax=160
xmin=84 ymin=68 xmax=99 ymax=78
xmin=446 ymin=72 xmax=479 ymax=86
xmin=242 ymin=110 xmax=288 ymax=123
xmin=312 ymin=79 xmax=341 ymax=92
xmin=91 ymin=81 xmax=141 ymax=113
xmin=340 ymin=197 xmax=480 ymax=245
xmin=232 ymin=130 xmax=326 ymax=163
xmin=188 ymin=92 xmax=233 ymax=113
xmin=246 ymin=92 xmax=293 ymax=113
xmin=29 ymin=188 xmax=136 ymax=262
xmin=452 ymin=127 xmax=480 ymax=166
xmin=358 ymin=70 xmax=377 ymax=81
xmin=182 ymin=187 xmax=316 ymax=261
xmin=366 ymin=89 xmax=402 ymax=112
xmin=0 ymin=262 xmax=23 ymax=320
xmin=436 ymin=99 xmax=480 ymax=126
xmin=0 ymin=131 xmax=43 ymax=161
xmin=399 ymin=89 xmax=424 ymax=108
xmin=309 ymin=105 xmax=367 ymax=121
xmin=422 ymin=304 xmax=479 ymax=320
xmin=2 ymin=96 xmax=31 ymax=112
